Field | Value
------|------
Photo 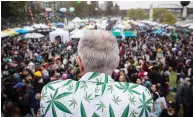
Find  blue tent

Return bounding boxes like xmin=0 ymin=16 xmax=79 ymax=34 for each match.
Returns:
xmin=16 ymin=29 xmax=30 ymax=34
xmin=54 ymin=22 xmax=65 ymax=27
xmin=124 ymin=31 xmax=136 ymax=38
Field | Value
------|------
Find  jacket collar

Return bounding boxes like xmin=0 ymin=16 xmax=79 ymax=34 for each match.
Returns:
xmin=79 ymin=72 xmax=114 ymax=84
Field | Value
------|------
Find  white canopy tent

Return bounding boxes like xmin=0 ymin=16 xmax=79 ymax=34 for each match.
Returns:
xmin=70 ymin=32 xmax=84 ymax=39
xmin=71 ymin=17 xmax=82 ymax=23
xmin=24 ymin=33 xmax=44 ymax=39
xmin=70 ymin=28 xmax=80 ymax=35
xmin=10 ymin=28 xmax=22 ymax=32
xmin=49 ymin=29 xmax=70 ymax=43
xmin=32 ymin=24 xmax=50 ymax=29
xmin=1 ymin=32 xmax=10 ymax=38
xmin=23 ymin=27 xmax=35 ymax=32
xmin=188 ymin=25 xmax=193 ymax=29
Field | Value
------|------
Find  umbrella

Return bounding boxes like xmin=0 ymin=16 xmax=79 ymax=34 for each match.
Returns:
xmin=23 ymin=27 xmax=35 ymax=32
xmin=24 ymin=33 xmax=44 ymax=39
xmin=16 ymin=29 xmax=30 ymax=34
xmin=124 ymin=31 xmax=136 ymax=38
xmin=1 ymin=32 xmax=9 ymax=38
xmin=54 ymin=22 xmax=65 ymax=27
xmin=152 ymin=29 xmax=162 ymax=34
xmin=4 ymin=30 xmax=19 ymax=37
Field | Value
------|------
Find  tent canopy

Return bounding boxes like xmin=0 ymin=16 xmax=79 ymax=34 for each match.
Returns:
xmin=16 ymin=29 xmax=30 ymax=34
xmin=49 ymin=29 xmax=70 ymax=43
xmin=24 ymin=33 xmax=44 ymax=39
xmin=124 ymin=31 xmax=136 ymax=38
xmin=71 ymin=17 xmax=82 ymax=23
xmin=54 ymin=22 xmax=65 ymax=27
xmin=1 ymin=32 xmax=10 ymax=38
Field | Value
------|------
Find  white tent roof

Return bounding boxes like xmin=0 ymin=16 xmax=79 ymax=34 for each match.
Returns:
xmin=32 ymin=23 xmax=49 ymax=29
xmin=70 ymin=33 xmax=84 ymax=39
xmin=49 ymin=29 xmax=70 ymax=43
xmin=10 ymin=28 xmax=22 ymax=31
xmin=70 ymin=29 xmax=85 ymax=39
xmin=23 ymin=26 xmax=35 ymax=31
xmin=71 ymin=17 xmax=82 ymax=23
xmin=188 ymin=25 xmax=193 ymax=29
xmin=70 ymin=28 xmax=80 ymax=35
xmin=1 ymin=32 xmax=9 ymax=38
xmin=24 ymin=33 xmax=44 ymax=39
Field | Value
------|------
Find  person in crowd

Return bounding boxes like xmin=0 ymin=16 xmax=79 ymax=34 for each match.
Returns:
xmin=40 ymin=30 xmax=153 ymax=116
xmin=160 ymin=101 xmax=178 ymax=117
xmin=30 ymin=93 xmax=41 ymax=117
xmin=3 ymin=100 xmax=21 ymax=117
xmin=175 ymin=78 xmax=192 ymax=117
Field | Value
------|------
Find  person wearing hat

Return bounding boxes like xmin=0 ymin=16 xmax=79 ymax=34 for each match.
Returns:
xmin=33 ymin=71 xmax=43 ymax=93
xmin=160 ymin=101 xmax=177 ymax=117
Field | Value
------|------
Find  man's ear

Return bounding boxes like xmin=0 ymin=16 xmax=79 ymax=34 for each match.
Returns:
xmin=76 ymin=56 xmax=84 ymax=73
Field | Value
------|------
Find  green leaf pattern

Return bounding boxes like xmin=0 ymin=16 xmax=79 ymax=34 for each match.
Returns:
xmin=84 ymin=92 xmax=93 ymax=103
xmin=96 ymin=101 xmax=106 ymax=112
xmin=40 ymin=72 xmax=152 ymax=117
xmin=115 ymin=82 xmax=141 ymax=95
xmin=112 ymin=95 xmax=122 ymax=105
xmin=138 ymin=92 xmax=153 ymax=117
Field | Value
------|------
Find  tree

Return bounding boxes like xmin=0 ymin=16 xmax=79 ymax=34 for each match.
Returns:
xmin=71 ymin=1 xmax=88 ymax=18
xmin=153 ymin=8 xmax=176 ymax=25
xmin=105 ymin=1 xmax=114 ymax=15
xmin=113 ymin=3 xmax=120 ymax=16
xmin=1 ymin=1 xmax=27 ymax=18
xmin=127 ymin=8 xmax=147 ymax=20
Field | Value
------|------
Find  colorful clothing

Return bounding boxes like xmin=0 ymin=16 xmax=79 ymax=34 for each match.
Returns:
xmin=40 ymin=72 xmax=153 ymax=117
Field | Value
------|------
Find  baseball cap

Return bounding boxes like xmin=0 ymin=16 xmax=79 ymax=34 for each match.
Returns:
xmin=13 ymin=82 xmax=25 ymax=88
xmin=34 ymin=71 xmax=42 ymax=77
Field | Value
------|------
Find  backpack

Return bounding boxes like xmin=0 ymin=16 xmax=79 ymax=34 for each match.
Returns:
xmin=153 ymin=92 xmax=167 ymax=116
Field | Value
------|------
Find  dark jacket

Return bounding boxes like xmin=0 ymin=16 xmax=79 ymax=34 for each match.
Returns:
xmin=175 ymin=82 xmax=190 ymax=105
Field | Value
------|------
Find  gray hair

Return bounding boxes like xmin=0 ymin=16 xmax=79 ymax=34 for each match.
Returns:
xmin=78 ymin=30 xmax=119 ymax=75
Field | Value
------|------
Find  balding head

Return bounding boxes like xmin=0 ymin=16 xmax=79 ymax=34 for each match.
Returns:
xmin=77 ymin=30 xmax=119 ymax=75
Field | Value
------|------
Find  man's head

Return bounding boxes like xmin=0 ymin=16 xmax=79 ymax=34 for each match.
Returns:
xmin=77 ymin=30 xmax=119 ymax=75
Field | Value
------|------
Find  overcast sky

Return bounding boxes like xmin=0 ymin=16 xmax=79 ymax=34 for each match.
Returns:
xmin=100 ymin=1 xmax=193 ymax=9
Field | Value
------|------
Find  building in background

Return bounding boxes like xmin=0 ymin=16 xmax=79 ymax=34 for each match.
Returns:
xmin=100 ymin=1 xmax=108 ymax=11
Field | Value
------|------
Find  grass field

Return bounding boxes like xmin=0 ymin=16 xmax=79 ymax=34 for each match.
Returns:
xmin=166 ymin=71 xmax=183 ymax=117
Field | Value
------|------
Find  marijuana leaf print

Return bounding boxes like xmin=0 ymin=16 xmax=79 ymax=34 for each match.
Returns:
xmin=63 ymin=79 xmax=73 ymax=87
xmin=69 ymin=98 xmax=77 ymax=109
xmin=96 ymin=101 xmax=106 ymax=112
xmin=67 ymin=84 xmax=74 ymax=91
xmin=130 ymin=110 xmax=138 ymax=117
xmin=80 ymin=81 xmax=88 ymax=91
xmin=115 ymin=82 xmax=141 ymax=95
xmin=43 ymin=88 xmax=72 ymax=116
xmin=129 ymin=95 xmax=137 ymax=105
xmin=138 ymin=92 xmax=153 ymax=117
xmin=92 ymin=112 xmax=100 ymax=117
xmin=84 ymin=92 xmax=93 ymax=103
xmin=80 ymin=101 xmax=87 ymax=117
xmin=112 ymin=95 xmax=122 ymax=105
xmin=107 ymin=84 xmax=114 ymax=94
xmin=88 ymin=72 xmax=101 ymax=80
xmin=109 ymin=104 xmax=115 ymax=117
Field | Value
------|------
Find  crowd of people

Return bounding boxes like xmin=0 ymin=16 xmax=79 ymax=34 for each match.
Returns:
xmin=1 ymin=20 xmax=193 ymax=117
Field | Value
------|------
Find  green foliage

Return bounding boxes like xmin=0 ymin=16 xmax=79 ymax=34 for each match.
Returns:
xmin=127 ymin=8 xmax=147 ymax=20
xmin=153 ymin=8 xmax=176 ymax=25
xmin=2 ymin=1 xmax=27 ymax=18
